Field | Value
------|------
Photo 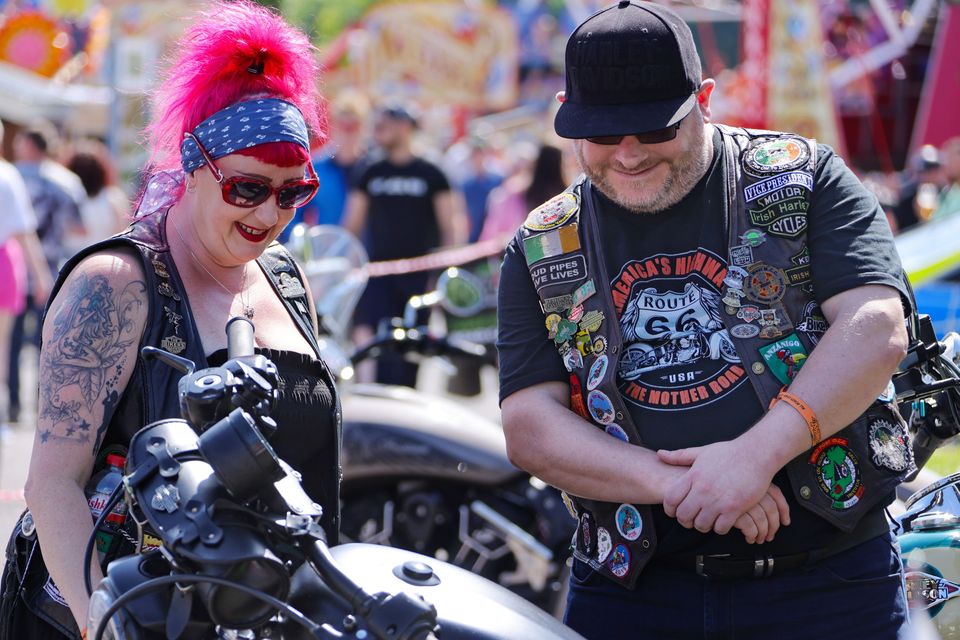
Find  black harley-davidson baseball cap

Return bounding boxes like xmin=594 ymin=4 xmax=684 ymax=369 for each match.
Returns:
xmin=554 ymin=1 xmax=703 ymax=139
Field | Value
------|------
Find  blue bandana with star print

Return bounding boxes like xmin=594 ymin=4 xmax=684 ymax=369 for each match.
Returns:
xmin=180 ymin=97 xmax=310 ymax=174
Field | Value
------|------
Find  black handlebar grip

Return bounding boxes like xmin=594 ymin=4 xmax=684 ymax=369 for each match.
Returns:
xmin=226 ymin=316 xmax=256 ymax=359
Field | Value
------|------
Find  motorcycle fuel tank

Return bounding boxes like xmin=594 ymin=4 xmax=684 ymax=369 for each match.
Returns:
xmin=340 ymin=384 xmax=521 ymax=486
xmin=290 ymin=543 xmax=585 ymax=640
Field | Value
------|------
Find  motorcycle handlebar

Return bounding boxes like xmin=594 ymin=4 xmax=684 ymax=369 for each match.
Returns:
xmin=227 ymin=316 xmax=256 ymax=359
xmin=351 ymin=328 xmax=489 ymax=367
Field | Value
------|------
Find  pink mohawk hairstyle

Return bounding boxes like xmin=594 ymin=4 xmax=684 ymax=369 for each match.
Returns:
xmin=144 ymin=0 xmax=327 ymax=175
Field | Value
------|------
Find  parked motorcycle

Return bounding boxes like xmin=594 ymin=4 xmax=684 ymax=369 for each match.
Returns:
xmin=894 ymin=316 xmax=960 ymax=637
xmin=287 ymin=225 xmax=574 ymax=617
xmin=86 ymin=317 xmax=584 ymax=640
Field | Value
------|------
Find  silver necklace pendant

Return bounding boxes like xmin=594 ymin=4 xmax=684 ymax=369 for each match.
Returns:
xmin=243 ymin=305 xmax=255 ymax=320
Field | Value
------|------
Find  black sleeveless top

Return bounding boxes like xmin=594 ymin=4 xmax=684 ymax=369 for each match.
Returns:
xmin=206 ymin=347 xmax=337 ymax=512
xmin=46 ymin=208 xmax=343 ymax=541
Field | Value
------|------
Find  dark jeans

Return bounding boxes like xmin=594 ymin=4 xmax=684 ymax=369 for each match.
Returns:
xmin=564 ymin=532 xmax=909 ymax=640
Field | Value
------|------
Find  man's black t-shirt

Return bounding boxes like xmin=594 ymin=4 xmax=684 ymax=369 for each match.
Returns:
xmin=353 ymin=156 xmax=451 ymax=260
xmin=496 ymin=128 xmax=910 ymax=557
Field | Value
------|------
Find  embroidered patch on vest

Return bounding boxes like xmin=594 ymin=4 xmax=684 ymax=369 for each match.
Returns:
xmin=757 ymin=332 xmax=807 ymax=383
xmin=796 ymin=301 xmax=828 ymax=344
xmin=524 ymin=225 xmax=581 ymax=265
xmin=809 ymin=437 xmax=863 ymax=510
xmin=743 ymin=171 xmax=813 ymax=203
xmin=868 ymin=418 xmax=912 ymax=472
xmin=524 ymin=192 xmax=579 ymax=231
xmin=531 ymin=255 xmax=587 ymax=292
xmin=743 ymin=138 xmax=811 ymax=176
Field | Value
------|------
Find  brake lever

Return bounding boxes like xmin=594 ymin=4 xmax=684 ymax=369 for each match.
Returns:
xmin=142 ymin=346 xmax=196 ymax=375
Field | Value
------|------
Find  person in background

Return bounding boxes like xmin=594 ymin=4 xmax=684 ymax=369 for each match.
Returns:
xmin=892 ymin=144 xmax=944 ymax=232
xmin=344 ymin=102 xmax=467 ymax=386
xmin=932 ymin=136 xmax=960 ymax=220
xmin=0 ymin=119 xmax=52 ymax=435
xmin=2 ymin=3 xmax=341 ymax=637
xmin=64 ymin=139 xmax=129 ymax=255
xmin=287 ymin=89 xmax=372 ymax=237
xmin=8 ymin=121 xmax=86 ymax=425
xmin=460 ymin=136 xmax=504 ymax=243
xmin=497 ymin=2 xmax=912 ymax=638
xmin=480 ymin=141 xmax=566 ymax=244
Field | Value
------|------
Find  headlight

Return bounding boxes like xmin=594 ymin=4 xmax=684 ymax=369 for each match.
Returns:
xmin=87 ymin=582 xmax=135 ymax=640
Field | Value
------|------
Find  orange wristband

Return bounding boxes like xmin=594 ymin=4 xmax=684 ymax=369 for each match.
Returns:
xmin=769 ymin=389 xmax=821 ymax=447
xmin=80 ymin=629 xmax=88 ymax=640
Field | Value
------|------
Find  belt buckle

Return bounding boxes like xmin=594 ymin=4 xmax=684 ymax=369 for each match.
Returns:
xmin=695 ymin=554 xmax=730 ymax=578
xmin=695 ymin=554 xmax=775 ymax=579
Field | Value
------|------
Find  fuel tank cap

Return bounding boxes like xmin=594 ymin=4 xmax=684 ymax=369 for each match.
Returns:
xmin=394 ymin=561 xmax=441 ymax=586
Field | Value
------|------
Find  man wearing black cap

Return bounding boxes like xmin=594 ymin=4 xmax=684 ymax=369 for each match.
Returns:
xmin=497 ymin=2 xmax=912 ymax=638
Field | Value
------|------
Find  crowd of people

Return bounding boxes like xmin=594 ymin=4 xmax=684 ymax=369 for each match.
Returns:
xmin=0 ymin=121 xmax=128 ymax=436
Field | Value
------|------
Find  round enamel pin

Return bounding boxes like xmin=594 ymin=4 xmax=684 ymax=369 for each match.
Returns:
xmin=616 ymin=504 xmax=643 ymax=540
xmin=587 ymin=355 xmax=609 ymax=390
xmin=587 ymin=390 xmax=616 ymax=425
xmin=744 ymin=138 xmax=810 ymax=176
xmin=607 ymin=544 xmax=631 ymax=578
xmin=744 ymin=264 xmax=788 ymax=304
xmin=523 ymin=192 xmax=579 ymax=231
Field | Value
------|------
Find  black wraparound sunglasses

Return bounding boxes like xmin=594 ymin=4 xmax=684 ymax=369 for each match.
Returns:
xmin=585 ymin=122 xmax=682 ymax=146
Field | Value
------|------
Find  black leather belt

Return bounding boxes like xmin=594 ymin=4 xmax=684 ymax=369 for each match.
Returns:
xmin=657 ymin=508 xmax=891 ymax=581
xmin=695 ymin=551 xmax=809 ymax=579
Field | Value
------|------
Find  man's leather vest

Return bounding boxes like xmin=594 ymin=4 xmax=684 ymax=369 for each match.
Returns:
xmin=515 ymin=125 xmax=914 ymax=589
xmin=45 ymin=209 xmax=343 ymax=540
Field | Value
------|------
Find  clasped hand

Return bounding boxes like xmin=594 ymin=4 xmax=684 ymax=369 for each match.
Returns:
xmin=658 ymin=440 xmax=790 ymax=544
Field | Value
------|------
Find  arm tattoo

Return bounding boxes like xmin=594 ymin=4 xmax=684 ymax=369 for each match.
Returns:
xmin=38 ymin=273 xmax=146 ymax=448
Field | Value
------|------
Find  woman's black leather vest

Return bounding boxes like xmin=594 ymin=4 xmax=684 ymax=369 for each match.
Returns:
xmin=514 ymin=124 xmax=914 ymax=589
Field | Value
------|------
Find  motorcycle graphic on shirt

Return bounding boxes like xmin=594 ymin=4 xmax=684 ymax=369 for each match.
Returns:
xmin=619 ymin=282 xmax=738 ymax=379
xmin=611 ymin=250 xmax=748 ymax=411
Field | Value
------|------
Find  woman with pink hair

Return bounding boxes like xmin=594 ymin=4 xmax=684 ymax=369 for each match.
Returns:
xmin=2 ymin=4 xmax=339 ymax=638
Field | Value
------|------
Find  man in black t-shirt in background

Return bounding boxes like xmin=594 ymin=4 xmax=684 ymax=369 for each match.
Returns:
xmin=345 ymin=104 xmax=467 ymax=386
xmin=497 ymin=3 xmax=911 ymax=639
